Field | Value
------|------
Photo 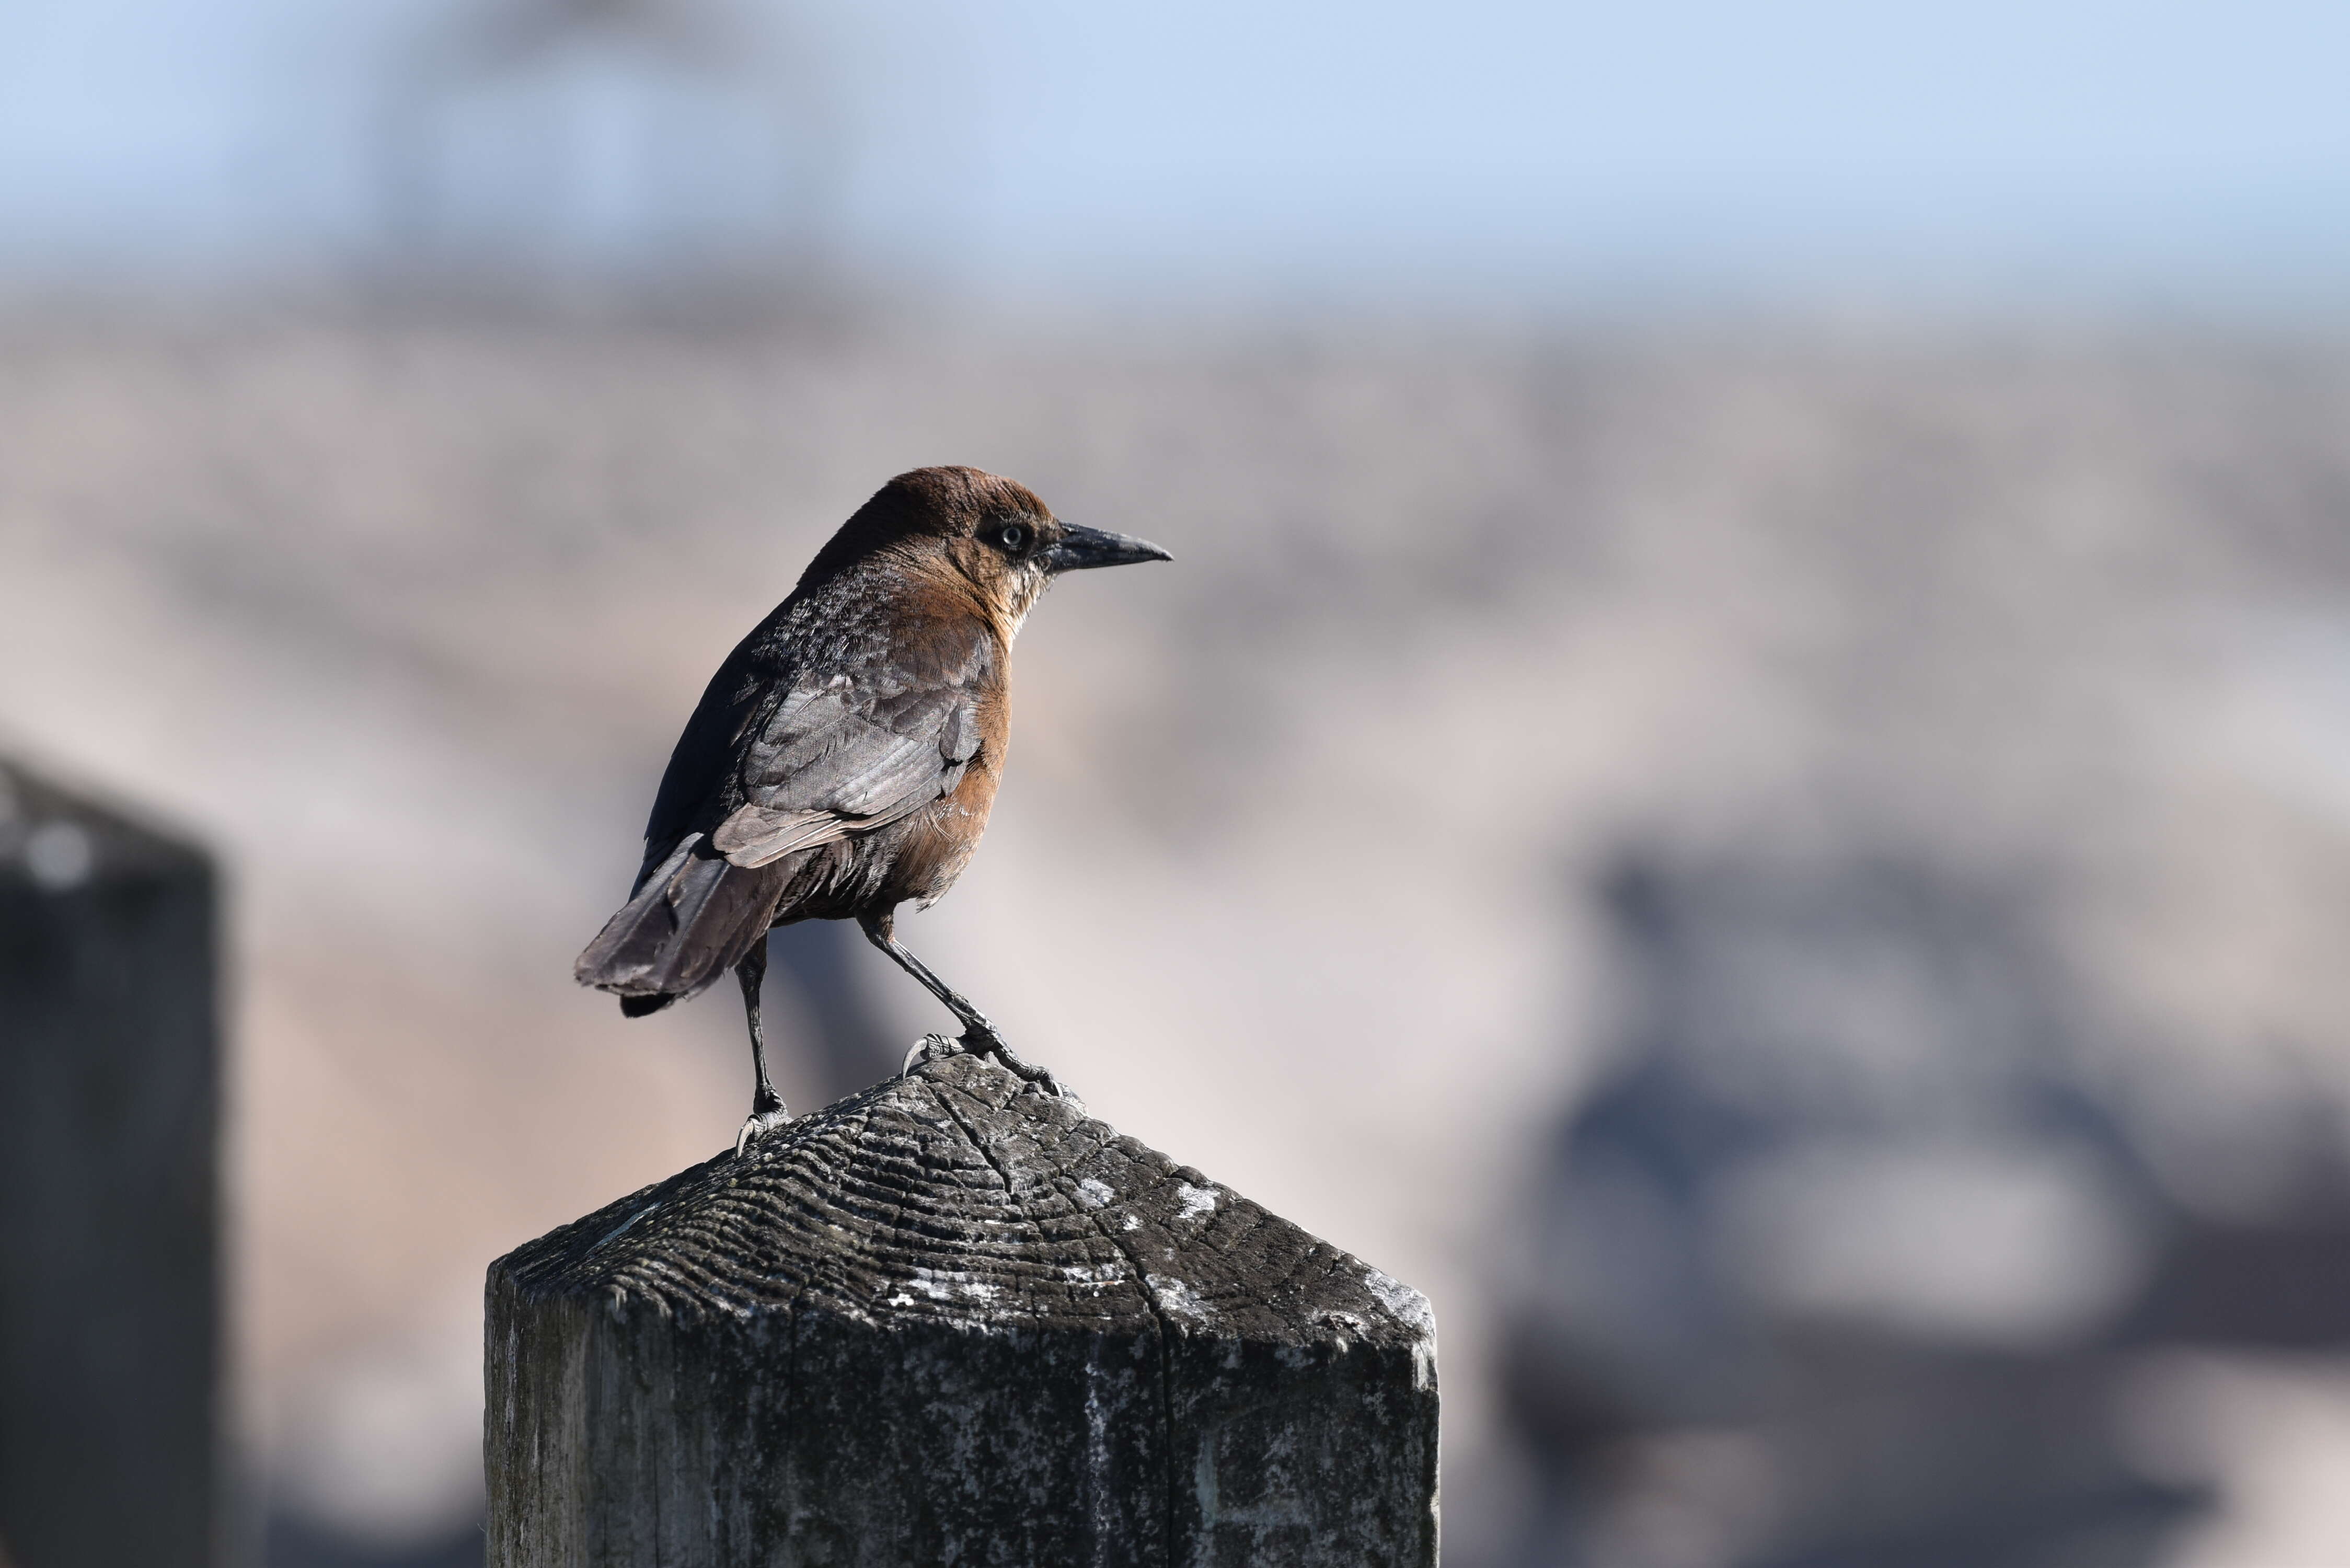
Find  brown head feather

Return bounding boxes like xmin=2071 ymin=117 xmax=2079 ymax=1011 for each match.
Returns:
xmin=798 ymin=466 xmax=1061 ymax=635
xmin=798 ymin=467 xmax=1051 ymax=589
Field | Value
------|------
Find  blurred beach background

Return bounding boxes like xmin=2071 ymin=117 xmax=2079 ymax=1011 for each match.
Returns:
xmin=7 ymin=3 xmax=2350 ymax=1564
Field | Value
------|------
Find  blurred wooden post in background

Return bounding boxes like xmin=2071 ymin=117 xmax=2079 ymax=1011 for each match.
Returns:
xmin=487 ymin=1053 xmax=1439 ymax=1566
xmin=0 ymin=760 xmax=223 ymax=1568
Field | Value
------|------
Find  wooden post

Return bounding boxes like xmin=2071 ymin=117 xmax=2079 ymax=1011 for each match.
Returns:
xmin=0 ymin=760 xmax=223 ymax=1568
xmin=486 ymin=1053 xmax=1439 ymax=1565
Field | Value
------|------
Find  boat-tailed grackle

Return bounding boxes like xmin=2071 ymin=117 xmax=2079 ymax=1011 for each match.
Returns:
xmin=575 ymin=466 xmax=1170 ymax=1151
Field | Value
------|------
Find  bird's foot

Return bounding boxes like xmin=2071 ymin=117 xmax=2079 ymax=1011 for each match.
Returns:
xmin=901 ymin=1032 xmax=964 ymax=1074
xmin=733 ymin=1096 xmax=792 ymax=1158
xmin=961 ymin=1025 xmax=1081 ymax=1107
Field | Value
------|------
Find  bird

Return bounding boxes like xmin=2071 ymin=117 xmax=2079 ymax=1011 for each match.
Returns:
xmin=574 ymin=466 xmax=1170 ymax=1152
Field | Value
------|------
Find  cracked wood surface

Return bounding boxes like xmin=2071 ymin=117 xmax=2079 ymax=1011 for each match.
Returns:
xmin=487 ymin=1051 xmax=1438 ymax=1566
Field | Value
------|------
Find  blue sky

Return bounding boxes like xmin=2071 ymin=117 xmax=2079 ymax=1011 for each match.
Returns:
xmin=4 ymin=0 xmax=2349 ymax=311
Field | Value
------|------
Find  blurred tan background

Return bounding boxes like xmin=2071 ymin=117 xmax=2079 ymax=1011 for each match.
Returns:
xmin=7 ymin=3 xmax=2350 ymax=1565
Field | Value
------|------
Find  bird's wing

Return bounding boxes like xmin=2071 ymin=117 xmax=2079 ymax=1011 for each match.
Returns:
xmin=704 ymin=637 xmax=990 ymax=870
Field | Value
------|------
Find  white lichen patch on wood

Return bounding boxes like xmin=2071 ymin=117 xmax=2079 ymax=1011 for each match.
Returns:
xmin=890 ymin=1269 xmax=1003 ymax=1307
xmin=1363 ymin=1267 xmax=1437 ymax=1335
xmin=1144 ymin=1274 xmax=1212 ymax=1324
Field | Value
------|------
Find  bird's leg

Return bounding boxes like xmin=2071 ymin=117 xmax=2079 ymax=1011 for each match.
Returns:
xmin=859 ymin=913 xmax=1075 ymax=1100
xmin=733 ymin=938 xmax=792 ymax=1156
xmin=853 ymin=913 xmax=1001 ymax=1046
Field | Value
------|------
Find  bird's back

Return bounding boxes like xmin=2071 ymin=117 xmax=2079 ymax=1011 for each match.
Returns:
xmin=638 ymin=565 xmax=1004 ymax=878
xmin=580 ymin=557 xmax=1008 ymax=1010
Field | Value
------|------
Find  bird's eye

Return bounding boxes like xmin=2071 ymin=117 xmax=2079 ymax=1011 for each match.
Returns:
xmin=995 ymin=523 xmax=1029 ymax=552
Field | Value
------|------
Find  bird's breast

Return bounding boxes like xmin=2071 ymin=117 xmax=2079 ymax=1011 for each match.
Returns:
xmin=890 ymin=751 xmax=1001 ymax=908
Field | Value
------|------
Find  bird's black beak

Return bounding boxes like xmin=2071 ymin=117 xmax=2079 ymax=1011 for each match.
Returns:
xmin=1042 ymin=523 xmax=1173 ymax=574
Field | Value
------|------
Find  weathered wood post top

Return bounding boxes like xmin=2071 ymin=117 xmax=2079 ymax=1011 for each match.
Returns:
xmin=487 ymin=1052 xmax=1438 ymax=1566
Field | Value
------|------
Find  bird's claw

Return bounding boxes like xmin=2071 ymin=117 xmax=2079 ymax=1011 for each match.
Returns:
xmin=733 ymin=1102 xmax=793 ymax=1158
xmin=902 ymin=1023 xmax=1080 ymax=1106
xmin=901 ymin=1032 xmax=963 ymax=1074
xmin=960 ymin=1026 xmax=1081 ymax=1108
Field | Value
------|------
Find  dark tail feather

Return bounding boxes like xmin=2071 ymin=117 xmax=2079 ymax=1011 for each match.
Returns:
xmin=575 ymin=833 xmax=783 ymax=1012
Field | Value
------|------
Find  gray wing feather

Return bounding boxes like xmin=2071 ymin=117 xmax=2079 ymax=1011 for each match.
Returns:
xmin=709 ymin=806 xmax=851 ymax=868
xmin=712 ymin=656 xmax=984 ymax=870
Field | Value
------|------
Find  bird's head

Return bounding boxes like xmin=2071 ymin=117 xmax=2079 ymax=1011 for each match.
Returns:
xmin=804 ymin=466 xmax=1171 ymax=631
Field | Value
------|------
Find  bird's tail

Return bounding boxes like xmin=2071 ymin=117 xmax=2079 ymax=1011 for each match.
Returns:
xmin=574 ymin=833 xmax=784 ymax=1016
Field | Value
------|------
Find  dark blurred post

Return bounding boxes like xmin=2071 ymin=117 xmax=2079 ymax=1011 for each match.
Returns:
xmin=0 ymin=761 xmax=223 ymax=1568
